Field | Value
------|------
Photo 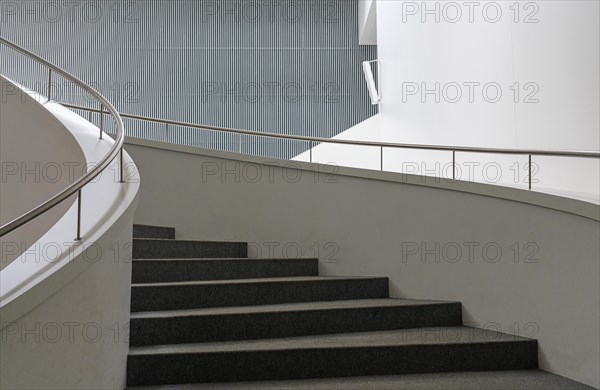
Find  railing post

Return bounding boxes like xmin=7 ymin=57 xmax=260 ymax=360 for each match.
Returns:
xmin=75 ymin=189 xmax=82 ymax=241
xmin=528 ymin=154 xmax=532 ymax=190
xmin=453 ymin=150 xmax=456 ymax=180
xmin=380 ymin=146 xmax=383 ymax=171
xmin=165 ymin=123 xmax=169 ymax=142
xmin=120 ymin=147 xmax=125 ymax=183
xmin=238 ymin=133 xmax=242 ymax=153
xmin=99 ymin=104 xmax=104 ymax=140
xmin=47 ymin=68 xmax=52 ymax=102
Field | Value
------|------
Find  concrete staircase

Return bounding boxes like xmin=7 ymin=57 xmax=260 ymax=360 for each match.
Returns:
xmin=126 ymin=225 xmax=590 ymax=389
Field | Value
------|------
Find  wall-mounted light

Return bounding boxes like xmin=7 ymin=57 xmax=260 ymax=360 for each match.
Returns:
xmin=362 ymin=59 xmax=381 ymax=105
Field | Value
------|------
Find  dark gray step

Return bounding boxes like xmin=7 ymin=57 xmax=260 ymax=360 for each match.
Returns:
xmin=130 ymin=276 xmax=389 ymax=312
xmin=125 ymin=370 xmax=594 ymax=390
xmin=133 ymin=224 xmax=176 ymax=239
xmin=126 ymin=326 xmax=538 ymax=386
xmin=132 ymin=258 xmax=319 ymax=283
xmin=133 ymin=238 xmax=247 ymax=259
xmin=129 ymin=298 xmax=462 ymax=346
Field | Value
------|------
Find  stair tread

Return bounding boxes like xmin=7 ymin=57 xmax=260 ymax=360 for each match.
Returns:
xmin=132 ymin=276 xmax=387 ymax=288
xmin=124 ymin=370 xmax=594 ymax=390
xmin=131 ymin=298 xmax=458 ymax=318
xmin=129 ymin=326 xmax=534 ymax=355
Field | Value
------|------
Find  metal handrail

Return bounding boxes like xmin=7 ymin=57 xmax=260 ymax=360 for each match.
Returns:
xmin=61 ymin=103 xmax=599 ymax=158
xmin=0 ymin=37 xmax=125 ymax=239
xmin=62 ymin=103 xmax=599 ymax=191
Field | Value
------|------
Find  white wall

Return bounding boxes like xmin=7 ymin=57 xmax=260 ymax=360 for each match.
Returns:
xmin=358 ymin=0 xmax=377 ymax=45
xmin=376 ymin=0 xmax=599 ymax=149
xmin=512 ymin=1 xmax=599 ymax=151
xmin=126 ymin=139 xmax=600 ymax=388
xmin=0 ymin=211 xmax=135 ymax=390
xmin=0 ymin=77 xmax=140 ymax=389
xmin=297 ymin=0 xmax=600 ymax=202
xmin=0 ymin=75 xmax=86 ymax=269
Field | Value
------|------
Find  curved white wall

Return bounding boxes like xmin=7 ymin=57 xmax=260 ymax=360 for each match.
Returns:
xmin=125 ymin=138 xmax=599 ymax=388
xmin=0 ymin=209 xmax=136 ymax=389
xmin=0 ymin=75 xmax=86 ymax=270
xmin=0 ymin=76 xmax=140 ymax=389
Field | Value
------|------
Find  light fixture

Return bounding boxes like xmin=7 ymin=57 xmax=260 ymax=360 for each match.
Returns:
xmin=362 ymin=59 xmax=381 ymax=105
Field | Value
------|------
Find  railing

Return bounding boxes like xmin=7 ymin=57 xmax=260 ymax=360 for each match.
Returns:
xmin=0 ymin=37 xmax=125 ymax=239
xmin=62 ymin=103 xmax=600 ymax=192
xmin=1 ymin=39 xmax=598 ymax=243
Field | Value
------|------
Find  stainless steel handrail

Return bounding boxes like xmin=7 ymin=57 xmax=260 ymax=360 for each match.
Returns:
xmin=62 ymin=103 xmax=599 ymax=191
xmin=0 ymin=37 xmax=125 ymax=239
xmin=62 ymin=103 xmax=599 ymax=158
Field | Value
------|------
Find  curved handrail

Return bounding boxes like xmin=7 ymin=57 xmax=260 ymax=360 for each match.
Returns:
xmin=62 ymin=103 xmax=599 ymax=192
xmin=0 ymin=37 xmax=125 ymax=238
xmin=3 ymin=41 xmax=595 ymax=237
xmin=63 ymin=103 xmax=600 ymax=159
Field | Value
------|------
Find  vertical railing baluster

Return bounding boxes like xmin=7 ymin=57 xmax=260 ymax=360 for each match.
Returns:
xmin=529 ymin=154 xmax=532 ymax=190
xmin=99 ymin=104 xmax=104 ymax=140
xmin=120 ymin=147 xmax=125 ymax=183
xmin=47 ymin=69 xmax=52 ymax=102
xmin=75 ymin=190 xmax=82 ymax=241
xmin=380 ymin=146 xmax=383 ymax=171
xmin=453 ymin=150 xmax=456 ymax=180
xmin=309 ymin=141 xmax=313 ymax=163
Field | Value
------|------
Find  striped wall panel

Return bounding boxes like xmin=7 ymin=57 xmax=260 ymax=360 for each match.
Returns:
xmin=0 ymin=0 xmax=377 ymax=159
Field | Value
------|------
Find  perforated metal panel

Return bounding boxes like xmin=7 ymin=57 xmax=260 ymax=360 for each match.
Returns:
xmin=0 ymin=0 xmax=377 ymax=158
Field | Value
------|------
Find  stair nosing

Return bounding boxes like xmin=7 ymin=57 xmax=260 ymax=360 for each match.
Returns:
xmin=130 ymin=298 xmax=460 ymax=319
xmin=133 ymin=238 xmax=247 ymax=244
xmin=128 ymin=327 xmax=536 ymax=356
xmin=131 ymin=276 xmax=388 ymax=288
xmin=134 ymin=224 xmax=175 ymax=229
xmin=129 ymin=340 xmax=537 ymax=356
xmin=132 ymin=258 xmax=318 ymax=262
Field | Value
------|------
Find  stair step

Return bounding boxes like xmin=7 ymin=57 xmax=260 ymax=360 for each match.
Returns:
xmin=129 ymin=298 xmax=462 ymax=346
xmin=125 ymin=370 xmax=595 ymax=390
xmin=126 ymin=327 xmax=538 ymax=386
xmin=130 ymin=276 xmax=389 ymax=312
xmin=133 ymin=224 xmax=176 ymax=239
xmin=132 ymin=258 xmax=319 ymax=283
xmin=133 ymin=238 xmax=247 ymax=259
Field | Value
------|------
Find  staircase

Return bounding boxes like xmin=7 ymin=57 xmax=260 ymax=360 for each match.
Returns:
xmin=125 ymin=225 xmax=588 ymax=389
